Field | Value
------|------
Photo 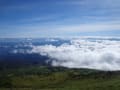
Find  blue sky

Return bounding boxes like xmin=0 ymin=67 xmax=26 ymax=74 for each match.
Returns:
xmin=0 ymin=0 xmax=120 ymax=38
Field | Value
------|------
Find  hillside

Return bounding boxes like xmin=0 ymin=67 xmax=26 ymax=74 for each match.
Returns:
xmin=0 ymin=66 xmax=120 ymax=90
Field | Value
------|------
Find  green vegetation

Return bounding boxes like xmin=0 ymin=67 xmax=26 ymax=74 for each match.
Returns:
xmin=0 ymin=66 xmax=120 ymax=90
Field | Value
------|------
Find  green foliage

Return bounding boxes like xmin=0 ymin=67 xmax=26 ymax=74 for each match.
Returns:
xmin=0 ymin=66 xmax=120 ymax=90
xmin=0 ymin=75 xmax=12 ymax=88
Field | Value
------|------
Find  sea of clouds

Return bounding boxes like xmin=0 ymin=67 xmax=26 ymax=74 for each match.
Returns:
xmin=13 ymin=37 xmax=120 ymax=71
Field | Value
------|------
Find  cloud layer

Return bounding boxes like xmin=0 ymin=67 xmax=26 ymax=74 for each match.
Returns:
xmin=30 ymin=38 xmax=120 ymax=71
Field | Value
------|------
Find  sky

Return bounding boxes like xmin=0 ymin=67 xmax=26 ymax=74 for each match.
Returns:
xmin=0 ymin=0 xmax=120 ymax=38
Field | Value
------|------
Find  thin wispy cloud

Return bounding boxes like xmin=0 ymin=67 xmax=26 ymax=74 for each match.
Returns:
xmin=0 ymin=0 xmax=120 ymax=37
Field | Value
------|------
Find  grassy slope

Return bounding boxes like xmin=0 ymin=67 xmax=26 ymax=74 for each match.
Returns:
xmin=0 ymin=66 xmax=120 ymax=90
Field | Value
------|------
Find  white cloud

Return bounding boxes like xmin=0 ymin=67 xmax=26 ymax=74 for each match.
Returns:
xmin=3 ymin=20 xmax=120 ymax=38
xmin=1 ymin=0 xmax=120 ymax=38
xmin=56 ymin=21 xmax=120 ymax=33
xmin=30 ymin=38 xmax=120 ymax=71
xmin=71 ymin=0 xmax=120 ymax=10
